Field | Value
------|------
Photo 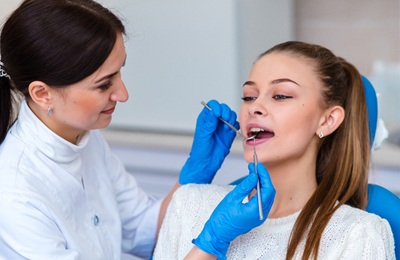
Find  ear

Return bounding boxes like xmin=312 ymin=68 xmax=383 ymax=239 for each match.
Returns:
xmin=28 ymin=81 xmax=53 ymax=110
xmin=317 ymin=105 xmax=345 ymax=138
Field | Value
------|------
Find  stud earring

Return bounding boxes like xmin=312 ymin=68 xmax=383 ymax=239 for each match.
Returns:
xmin=47 ymin=107 xmax=53 ymax=116
xmin=319 ymin=132 xmax=324 ymax=139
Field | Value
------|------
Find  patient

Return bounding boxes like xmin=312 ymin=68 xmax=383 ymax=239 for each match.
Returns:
xmin=153 ymin=41 xmax=395 ymax=259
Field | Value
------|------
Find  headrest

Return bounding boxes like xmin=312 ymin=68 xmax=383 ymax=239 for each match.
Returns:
xmin=362 ymin=75 xmax=378 ymax=148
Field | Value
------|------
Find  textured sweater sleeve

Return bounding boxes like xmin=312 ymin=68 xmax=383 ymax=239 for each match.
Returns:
xmin=153 ymin=184 xmax=233 ymax=259
xmin=338 ymin=215 xmax=395 ymax=260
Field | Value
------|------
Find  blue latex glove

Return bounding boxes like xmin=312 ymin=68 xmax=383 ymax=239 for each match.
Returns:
xmin=192 ymin=163 xmax=276 ymax=259
xmin=179 ymin=100 xmax=239 ymax=185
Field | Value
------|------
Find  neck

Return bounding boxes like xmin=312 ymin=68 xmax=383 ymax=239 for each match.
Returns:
xmin=27 ymin=100 xmax=85 ymax=145
xmin=264 ymin=161 xmax=318 ymax=219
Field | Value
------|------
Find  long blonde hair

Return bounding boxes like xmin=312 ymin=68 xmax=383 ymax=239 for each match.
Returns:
xmin=258 ymin=41 xmax=370 ymax=259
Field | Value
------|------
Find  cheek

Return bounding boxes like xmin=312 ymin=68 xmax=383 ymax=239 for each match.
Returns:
xmin=285 ymin=106 xmax=321 ymax=138
xmin=65 ymin=97 xmax=102 ymax=122
xmin=238 ymin=106 xmax=248 ymax=128
xmin=303 ymin=105 xmax=323 ymax=128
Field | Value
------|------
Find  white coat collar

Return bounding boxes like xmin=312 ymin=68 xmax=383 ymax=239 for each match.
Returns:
xmin=12 ymin=99 xmax=89 ymax=183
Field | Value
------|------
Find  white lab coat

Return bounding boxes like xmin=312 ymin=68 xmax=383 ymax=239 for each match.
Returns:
xmin=0 ymin=100 xmax=161 ymax=259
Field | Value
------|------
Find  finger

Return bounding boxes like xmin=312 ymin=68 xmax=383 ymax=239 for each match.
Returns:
xmin=256 ymin=163 xmax=274 ymax=191
xmin=209 ymin=101 xmax=237 ymax=139
xmin=220 ymin=103 xmax=239 ymax=131
xmin=247 ymin=162 xmax=259 ymax=175
xmin=227 ymin=170 xmax=258 ymax=203
xmin=197 ymin=100 xmax=219 ymax=134
xmin=219 ymin=103 xmax=234 ymax=121
xmin=207 ymin=99 xmax=222 ymax=118
xmin=233 ymin=120 xmax=240 ymax=133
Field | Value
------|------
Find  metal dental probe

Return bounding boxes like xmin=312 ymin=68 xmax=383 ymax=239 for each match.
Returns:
xmin=253 ymin=138 xmax=263 ymax=220
xmin=200 ymin=101 xmax=263 ymax=219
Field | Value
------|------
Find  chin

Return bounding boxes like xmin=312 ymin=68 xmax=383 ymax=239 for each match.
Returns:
xmin=93 ymin=120 xmax=112 ymax=130
xmin=101 ymin=122 xmax=111 ymax=129
xmin=243 ymin=152 xmax=253 ymax=163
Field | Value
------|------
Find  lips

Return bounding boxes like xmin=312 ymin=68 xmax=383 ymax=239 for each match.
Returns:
xmin=101 ymin=106 xmax=115 ymax=114
xmin=246 ymin=124 xmax=274 ymax=144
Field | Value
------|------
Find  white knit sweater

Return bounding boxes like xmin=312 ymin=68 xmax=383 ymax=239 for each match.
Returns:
xmin=153 ymin=184 xmax=395 ymax=260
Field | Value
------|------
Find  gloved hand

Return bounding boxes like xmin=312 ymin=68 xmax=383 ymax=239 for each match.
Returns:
xmin=179 ymin=100 xmax=239 ymax=185
xmin=192 ymin=163 xmax=276 ymax=259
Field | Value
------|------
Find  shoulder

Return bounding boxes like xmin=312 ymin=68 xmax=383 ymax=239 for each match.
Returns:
xmin=0 ymin=129 xmax=25 ymax=167
xmin=333 ymin=204 xmax=392 ymax=230
xmin=331 ymin=204 xmax=393 ymax=237
xmin=0 ymin=132 xmax=34 ymax=191
xmin=322 ymin=204 xmax=395 ymax=256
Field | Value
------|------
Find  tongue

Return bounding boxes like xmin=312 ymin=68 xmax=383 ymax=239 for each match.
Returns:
xmin=256 ymin=131 xmax=274 ymax=139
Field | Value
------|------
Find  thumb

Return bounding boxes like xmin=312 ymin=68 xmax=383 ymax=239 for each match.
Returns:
xmin=256 ymin=163 xmax=275 ymax=191
xmin=227 ymin=166 xmax=258 ymax=202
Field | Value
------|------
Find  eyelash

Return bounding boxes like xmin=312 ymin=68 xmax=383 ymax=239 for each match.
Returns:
xmin=99 ymin=81 xmax=113 ymax=91
xmin=273 ymin=94 xmax=292 ymax=100
xmin=241 ymin=95 xmax=292 ymax=102
xmin=241 ymin=96 xmax=256 ymax=102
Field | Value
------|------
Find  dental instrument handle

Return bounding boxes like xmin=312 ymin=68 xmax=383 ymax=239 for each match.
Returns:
xmin=254 ymin=140 xmax=264 ymax=220
xmin=200 ymin=101 xmax=246 ymax=139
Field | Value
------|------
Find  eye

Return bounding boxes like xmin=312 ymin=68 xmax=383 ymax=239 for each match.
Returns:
xmin=241 ymin=96 xmax=257 ymax=102
xmin=99 ymin=81 xmax=113 ymax=91
xmin=273 ymin=94 xmax=292 ymax=100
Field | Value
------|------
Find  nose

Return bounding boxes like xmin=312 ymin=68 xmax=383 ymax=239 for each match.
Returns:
xmin=248 ymin=101 xmax=266 ymax=116
xmin=110 ymin=78 xmax=129 ymax=102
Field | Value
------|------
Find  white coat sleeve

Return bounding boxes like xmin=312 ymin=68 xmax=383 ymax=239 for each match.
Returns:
xmin=101 ymin=135 xmax=163 ymax=258
xmin=0 ymin=194 xmax=79 ymax=260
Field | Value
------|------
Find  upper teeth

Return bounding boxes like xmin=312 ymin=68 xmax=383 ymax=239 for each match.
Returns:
xmin=250 ymin=127 xmax=265 ymax=133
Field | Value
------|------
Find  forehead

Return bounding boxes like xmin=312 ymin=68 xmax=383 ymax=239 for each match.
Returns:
xmin=52 ymin=34 xmax=126 ymax=96
xmin=73 ymin=34 xmax=126 ymax=87
xmin=250 ymin=52 xmax=321 ymax=88
xmin=92 ymin=34 xmax=126 ymax=81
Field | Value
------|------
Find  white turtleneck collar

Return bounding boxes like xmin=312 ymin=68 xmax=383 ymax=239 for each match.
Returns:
xmin=11 ymin=99 xmax=90 ymax=184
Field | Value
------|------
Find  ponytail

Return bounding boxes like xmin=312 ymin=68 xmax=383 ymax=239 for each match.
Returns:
xmin=0 ymin=76 xmax=16 ymax=144
xmin=288 ymin=58 xmax=369 ymax=260
xmin=262 ymin=41 xmax=370 ymax=260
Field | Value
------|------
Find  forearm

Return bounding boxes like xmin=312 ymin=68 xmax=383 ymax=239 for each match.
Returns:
xmin=157 ymin=181 xmax=181 ymax=236
xmin=184 ymin=246 xmax=217 ymax=260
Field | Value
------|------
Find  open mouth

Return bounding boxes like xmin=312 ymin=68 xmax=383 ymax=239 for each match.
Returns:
xmin=248 ymin=127 xmax=275 ymax=140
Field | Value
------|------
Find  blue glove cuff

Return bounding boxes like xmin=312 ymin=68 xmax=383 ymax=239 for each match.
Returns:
xmin=180 ymin=156 xmax=220 ymax=185
xmin=192 ymin=228 xmax=229 ymax=260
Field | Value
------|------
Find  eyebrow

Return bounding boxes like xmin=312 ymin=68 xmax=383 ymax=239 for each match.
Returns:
xmin=270 ymin=78 xmax=300 ymax=86
xmin=243 ymin=78 xmax=300 ymax=87
xmin=94 ymin=71 xmax=119 ymax=84
xmin=94 ymin=55 xmax=127 ymax=84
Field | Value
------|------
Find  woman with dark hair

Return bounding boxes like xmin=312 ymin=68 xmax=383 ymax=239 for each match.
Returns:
xmin=0 ymin=0 xmax=275 ymax=259
xmin=154 ymin=41 xmax=395 ymax=259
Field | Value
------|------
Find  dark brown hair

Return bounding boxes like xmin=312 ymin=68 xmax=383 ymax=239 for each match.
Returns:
xmin=0 ymin=0 xmax=125 ymax=143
